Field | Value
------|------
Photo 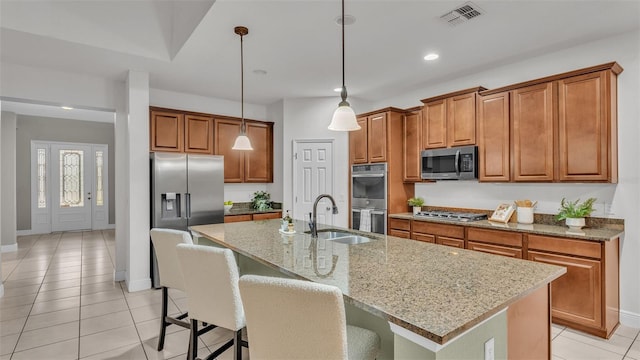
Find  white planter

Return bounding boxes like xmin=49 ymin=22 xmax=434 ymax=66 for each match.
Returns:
xmin=224 ymin=204 xmax=233 ymax=214
xmin=413 ymin=206 xmax=421 ymax=215
xmin=565 ymin=217 xmax=585 ymax=230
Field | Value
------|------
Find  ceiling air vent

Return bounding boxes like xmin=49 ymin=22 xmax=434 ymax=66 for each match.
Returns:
xmin=440 ymin=2 xmax=484 ymax=26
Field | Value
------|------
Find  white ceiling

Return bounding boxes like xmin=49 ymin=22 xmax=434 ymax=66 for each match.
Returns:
xmin=1 ymin=0 xmax=639 ymax=108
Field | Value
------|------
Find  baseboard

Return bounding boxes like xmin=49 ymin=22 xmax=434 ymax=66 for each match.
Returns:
xmin=114 ymin=270 xmax=126 ymax=282
xmin=17 ymin=229 xmax=36 ymax=236
xmin=105 ymin=224 xmax=116 ymax=230
xmin=125 ymin=277 xmax=152 ymax=293
xmin=1 ymin=244 xmax=18 ymax=253
xmin=620 ymin=309 xmax=640 ymax=328
xmin=0 ymin=284 xmax=4 ymax=298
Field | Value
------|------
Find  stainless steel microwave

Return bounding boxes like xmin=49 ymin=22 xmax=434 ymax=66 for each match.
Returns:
xmin=421 ymin=145 xmax=478 ymax=180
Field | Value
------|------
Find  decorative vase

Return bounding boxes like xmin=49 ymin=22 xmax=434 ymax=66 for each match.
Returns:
xmin=413 ymin=206 xmax=421 ymax=215
xmin=565 ymin=217 xmax=585 ymax=230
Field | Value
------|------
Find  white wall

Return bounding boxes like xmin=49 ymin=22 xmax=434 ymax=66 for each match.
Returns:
xmin=281 ymin=96 xmax=372 ymax=227
xmin=266 ymin=100 xmax=284 ymax=203
xmin=1 ymin=112 xmax=17 ymax=250
xmin=372 ymin=30 xmax=640 ymax=326
xmin=0 ymin=105 xmax=4 ymax=297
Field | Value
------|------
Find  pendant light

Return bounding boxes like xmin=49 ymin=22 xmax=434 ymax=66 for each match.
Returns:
xmin=232 ymin=26 xmax=253 ymax=150
xmin=328 ymin=0 xmax=360 ymax=131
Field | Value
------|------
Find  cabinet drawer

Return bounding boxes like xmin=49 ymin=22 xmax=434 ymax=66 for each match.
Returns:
xmin=389 ymin=229 xmax=410 ymax=239
xmin=253 ymin=212 xmax=282 ymax=220
xmin=224 ymin=214 xmax=253 ymax=223
xmin=528 ymin=235 xmax=601 ymax=259
xmin=412 ymin=221 xmax=464 ymax=239
xmin=468 ymin=241 xmax=522 ymax=258
xmin=412 ymin=233 xmax=435 ymax=243
xmin=389 ymin=218 xmax=411 ymax=231
xmin=437 ymin=236 xmax=465 ymax=249
xmin=467 ymin=228 xmax=523 ymax=247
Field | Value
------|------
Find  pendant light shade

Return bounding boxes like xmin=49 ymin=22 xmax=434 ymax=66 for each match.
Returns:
xmin=329 ymin=0 xmax=360 ymax=132
xmin=232 ymin=26 xmax=253 ymax=151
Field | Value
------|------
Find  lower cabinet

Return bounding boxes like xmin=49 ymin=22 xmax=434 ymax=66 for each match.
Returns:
xmin=412 ymin=221 xmax=464 ymax=248
xmin=388 ymin=218 xmax=411 ymax=239
xmin=466 ymin=228 xmax=523 ymax=258
xmin=436 ymin=236 xmax=464 ymax=248
xmin=468 ymin=241 xmax=522 ymax=258
xmin=224 ymin=211 xmax=282 ymax=223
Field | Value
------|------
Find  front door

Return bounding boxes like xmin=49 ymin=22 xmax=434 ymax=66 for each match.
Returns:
xmin=51 ymin=143 xmax=93 ymax=231
xmin=293 ymin=140 xmax=334 ymax=225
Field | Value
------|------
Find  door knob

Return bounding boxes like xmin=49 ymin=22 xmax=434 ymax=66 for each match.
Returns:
xmin=326 ymin=207 xmax=331 ymax=211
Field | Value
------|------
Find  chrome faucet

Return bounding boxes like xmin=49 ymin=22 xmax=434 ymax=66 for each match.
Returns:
xmin=309 ymin=194 xmax=339 ymax=238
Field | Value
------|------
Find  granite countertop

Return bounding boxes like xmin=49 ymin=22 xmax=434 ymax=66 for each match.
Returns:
xmin=389 ymin=213 xmax=623 ymax=242
xmin=191 ymin=219 xmax=565 ymax=345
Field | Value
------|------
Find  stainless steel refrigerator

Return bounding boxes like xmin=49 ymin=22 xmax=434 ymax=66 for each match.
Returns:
xmin=150 ymin=152 xmax=224 ymax=287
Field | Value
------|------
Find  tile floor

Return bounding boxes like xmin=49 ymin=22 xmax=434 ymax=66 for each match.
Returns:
xmin=1 ymin=230 xmax=638 ymax=359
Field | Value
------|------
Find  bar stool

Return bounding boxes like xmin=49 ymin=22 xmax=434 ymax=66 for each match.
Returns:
xmin=239 ymin=274 xmax=380 ymax=360
xmin=149 ymin=228 xmax=193 ymax=351
xmin=176 ymin=243 xmax=248 ymax=360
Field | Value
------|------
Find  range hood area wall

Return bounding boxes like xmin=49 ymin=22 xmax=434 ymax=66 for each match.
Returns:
xmin=371 ymin=30 xmax=640 ymax=327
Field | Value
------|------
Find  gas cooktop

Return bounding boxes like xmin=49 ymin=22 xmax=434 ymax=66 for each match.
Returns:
xmin=415 ymin=210 xmax=488 ymax=222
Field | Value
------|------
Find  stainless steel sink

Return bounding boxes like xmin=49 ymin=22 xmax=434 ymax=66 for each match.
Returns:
xmin=315 ymin=231 xmax=372 ymax=245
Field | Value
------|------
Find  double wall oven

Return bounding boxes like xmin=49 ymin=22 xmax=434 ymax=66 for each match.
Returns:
xmin=351 ymin=163 xmax=387 ymax=234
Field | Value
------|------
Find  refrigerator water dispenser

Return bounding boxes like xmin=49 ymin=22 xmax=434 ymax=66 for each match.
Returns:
xmin=161 ymin=192 xmax=181 ymax=219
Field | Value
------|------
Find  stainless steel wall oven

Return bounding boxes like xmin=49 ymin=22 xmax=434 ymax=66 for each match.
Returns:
xmin=351 ymin=163 xmax=387 ymax=234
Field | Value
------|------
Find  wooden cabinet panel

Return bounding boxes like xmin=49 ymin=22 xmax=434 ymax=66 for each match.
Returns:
xmin=184 ymin=114 xmax=213 ymax=154
xmin=437 ymin=236 xmax=465 ymax=248
xmin=467 ymin=227 xmax=522 ymax=247
xmin=423 ymin=99 xmax=447 ymax=149
xmin=447 ymin=92 xmax=477 ymax=147
xmin=244 ymin=122 xmax=273 ymax=183
xmin=224 ymin=214 xmax=253 ymax=223
xmin=558 ymin=71 xmax=612 ymax=182
xmin=403 ymin=110 xmax=422 ymax=182
xmin=468 ymin=241 xmax=522 ymax=258
xmin=349 ymin=117 xmax=368 ymax=164
xmin=214 ymin=118 xmax=244 ymax=183
xmin=529 ymin=250 xmax=602 ymax=329
xmin=412 ymin=221 xmax=464 ymax=239
xmin=528 ymin=234 xmax=601 ymax=259
xmin=478 ymin=92 xmax=510 ymax=181
xmin=253 ymin=211 xmax=281 ymax=220
xmin=150 ymin=110 xmax=184 ymax=152
xmin=368 ymin=113 xmax=387 ymax=162
xmin=412 ymin=233 xmax=435 ymax=243
xmin=389 ymin=229 xmax=410 ymax=239
xmin=388 ymin=218 xmax=411 ymax=231
xmin=512 ymin=83 xmax=555 ymax=181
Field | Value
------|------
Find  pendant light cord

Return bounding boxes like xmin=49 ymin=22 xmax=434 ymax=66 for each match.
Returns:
xmin=341 ymin=0 xmax=346 ymax=103
xmin=240 ymin=32 xmax=245 ymax=133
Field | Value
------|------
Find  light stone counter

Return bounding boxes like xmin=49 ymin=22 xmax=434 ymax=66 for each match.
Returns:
xmin=191 ymin=219 xmax=565 ymax=348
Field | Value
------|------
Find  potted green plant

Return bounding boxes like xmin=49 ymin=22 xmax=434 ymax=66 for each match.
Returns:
xmin=224 ymin=200 xmax=233 ymax=214
xmin=251 ymin=191 xmax=273 ymax=211
xmin=555 ymin=197 xmax=597 ymax=230
xmin=408 ymin=197 xmax=425 ymax=215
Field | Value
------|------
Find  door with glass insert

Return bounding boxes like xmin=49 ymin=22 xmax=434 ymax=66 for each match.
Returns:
xmin=51 ymin=144 xmax=92 ymax=231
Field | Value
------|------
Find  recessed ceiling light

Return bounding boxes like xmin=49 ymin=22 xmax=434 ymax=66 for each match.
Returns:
xmin=424 ymin=53 xmax=439 ymax=61
xmin=253 ymin=69 xmax=267 ymax=75
xmin=334 ymin=14 xmax=356 ymax=26
xmin=334 ymin=87 xmax=342 ymax=92
xmin=61 ymin=106 xmax=74 ymax=110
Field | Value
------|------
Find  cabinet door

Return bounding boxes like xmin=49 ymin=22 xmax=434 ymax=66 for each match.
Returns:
xmin=184 ymin=114 xmax=214 ymax=154
xmin=467 ymin=241 xmax=522 ymax=258
xmin=512 ymin=82 xmax=555 ymax=181
xmin=349 ymin=117 xmax=368 ymax=164
xmin=436 ymin=236 xmax=464 ymax=248
xmin=214 ymin=118 xmax=244 ymax=183
xmin=368 ymin=113 xmax=387 ymax=162
xmin=224 ymin=214 xmax=253 ymax=223
xmin=244 ymin=121 xmax=273 ymax=183
xmin=389 ymin=229 xmax=410 ymax=239
xmin=253 ymin=211 xmax=281 ymax=220
xmin=478 ymin=92 xmax=510 ymax=182
xmin=403 ymin=111 xmax=423 ymax=182
xmin=423 ymin=100 xmax=447 ymax=149
xmin=558 ymin=71 xmax=611 ymax=182
xmin=150 ymin=110 xmax=184 ymax=152
xmin=528 ymin=250 xmax=602 ymax=329
xmin=447 ymin=92 xmax=477 ymax=147
xmin=412 ymin=233 xmax=435 ymax=243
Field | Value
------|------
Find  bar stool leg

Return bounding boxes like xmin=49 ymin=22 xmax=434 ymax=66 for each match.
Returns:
xmin=157 ymin=287 xmax=169 ymax=351
xmin=233 ymin=329 xmax=242 ymax=360
xmin=189 ymin=319 xmax=198 ymax=360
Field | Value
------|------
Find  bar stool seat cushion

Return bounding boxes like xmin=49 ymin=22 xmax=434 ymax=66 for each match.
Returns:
xmin=346 ymin=325 xmax=380 ymax=360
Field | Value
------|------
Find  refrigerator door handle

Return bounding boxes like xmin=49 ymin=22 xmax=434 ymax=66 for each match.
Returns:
xmin=185 ymin=193 xmax=191 ymax=219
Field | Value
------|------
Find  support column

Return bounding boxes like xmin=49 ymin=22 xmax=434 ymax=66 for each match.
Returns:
xmin=125 ymin=71 xmax=151 ymax=292
xmin=114 ymin=84 xmax=129 ymax=282
xmin=0 ymin=108 xmax=4 ymax=297
xmin=1 ymin=111 xmax=17 ymax=253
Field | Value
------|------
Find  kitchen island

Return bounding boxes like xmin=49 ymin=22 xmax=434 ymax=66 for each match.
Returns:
xmin=191 ymin=219 xmax=566 ymax=359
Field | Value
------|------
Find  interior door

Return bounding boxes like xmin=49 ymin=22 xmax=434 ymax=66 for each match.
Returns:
xmin=293 ymin=140 xmax=334 ymax=225
xmin=51 ymin=143 xmax=93 ymax=231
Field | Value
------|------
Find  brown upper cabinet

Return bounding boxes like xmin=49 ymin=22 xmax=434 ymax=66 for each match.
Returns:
xmin=150 ymin=108 xmax=213 ymax=154
xmin=349 ymin=108 xmax=404 ymax=164
xmin=478 ymin=62 xmax=622 ymax=183
xmin=214 ymin=117 xmax=273 ymax=183
xmin=420 ymin=87 xmax=486 ymax=149
xmin=402 ymin=108 xmax=423 ymax=182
